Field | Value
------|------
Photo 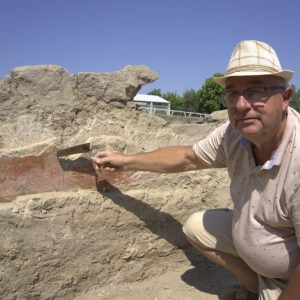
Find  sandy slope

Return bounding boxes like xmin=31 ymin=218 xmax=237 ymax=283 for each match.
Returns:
xmin=74 ymin=260 xmax=240 ymax=300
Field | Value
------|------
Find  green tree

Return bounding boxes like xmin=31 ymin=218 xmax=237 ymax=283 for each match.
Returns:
xmin=196 ymin=73 xmax=225 ymax=113
xmin=182 ymin=89 xmax=198 ymax=112
xmin=290 ymin=85 xmax=300 ymax=112
xmin=162 ymin=92 xmax=183 ymax=110
xmin=147 ymin=89 xmax=162 ymax=97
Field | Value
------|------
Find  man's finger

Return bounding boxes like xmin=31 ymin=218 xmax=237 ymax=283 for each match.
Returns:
xmin=90 ymin=156 xmax=109 ymax=164
xmin=93 ymin=151 xmax=113 ymax=158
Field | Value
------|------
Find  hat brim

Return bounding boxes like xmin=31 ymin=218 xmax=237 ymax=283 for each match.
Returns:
xmin=214 ymin=70 xmax=294 ymax=87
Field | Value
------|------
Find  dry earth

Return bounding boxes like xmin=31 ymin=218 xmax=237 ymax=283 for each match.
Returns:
xmin=0 ymin=65 xmax=239 ymax=300
xmin=74 ymin=263 xmax=239 ymax=300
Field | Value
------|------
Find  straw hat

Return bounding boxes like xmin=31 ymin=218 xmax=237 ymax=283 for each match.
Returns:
xmin=214 ymin=40 xmax=293 ymax=86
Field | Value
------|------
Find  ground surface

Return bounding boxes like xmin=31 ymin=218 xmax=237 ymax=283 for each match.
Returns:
xmin=74 ymin=261 xmax=240 ymax=300
xmin=0 ymin=64 xmax=232 ymax=300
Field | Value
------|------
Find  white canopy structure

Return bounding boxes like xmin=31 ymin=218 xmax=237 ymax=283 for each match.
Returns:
xmin=133 ymin=94 xmax=171 ymax=115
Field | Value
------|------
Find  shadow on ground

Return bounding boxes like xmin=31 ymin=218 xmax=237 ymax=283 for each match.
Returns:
xmin=181 ymin=262 xmax=240 ymax=299
xmin=98 ymin=181 xmax=239 ymax=299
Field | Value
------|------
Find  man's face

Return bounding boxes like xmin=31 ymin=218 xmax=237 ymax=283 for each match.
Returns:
xmin=225 ymin=75 xmax=290 ymax=143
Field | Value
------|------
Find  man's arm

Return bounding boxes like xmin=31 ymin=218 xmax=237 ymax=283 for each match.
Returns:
xmin=278 ymin=261 xmax=300 ymax=300
xmin=93 ymin=146 xmax=205 ymax=173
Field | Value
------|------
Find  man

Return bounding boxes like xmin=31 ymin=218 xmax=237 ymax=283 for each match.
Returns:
xmin=94 ymin=40 xmax=300 ymax=300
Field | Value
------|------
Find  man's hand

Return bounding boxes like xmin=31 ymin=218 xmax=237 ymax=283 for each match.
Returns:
xmin=92 ymin=151 xmax=129 ymax=172
xmin=91 ymin=146 xmax=202 ymax=174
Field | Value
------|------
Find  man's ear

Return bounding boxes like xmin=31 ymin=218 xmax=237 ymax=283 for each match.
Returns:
xmin=283 ymin=87 xmax=293 ymax=102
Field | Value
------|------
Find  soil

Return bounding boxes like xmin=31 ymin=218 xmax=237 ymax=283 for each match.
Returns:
xmin=74 ymin=262 xmax=240 ymax=300
xmin=0 ymin=65 xmax=235 ymax=300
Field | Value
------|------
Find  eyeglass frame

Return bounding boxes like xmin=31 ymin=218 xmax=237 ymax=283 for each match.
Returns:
xmin=221 ymin=86 xmax=286 ymax=108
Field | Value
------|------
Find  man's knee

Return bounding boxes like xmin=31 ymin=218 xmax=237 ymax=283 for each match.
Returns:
xmin=183 ymin=209 xmax=238 ymax=257
xmin=182 ymin=211 xmax=211 ymax=248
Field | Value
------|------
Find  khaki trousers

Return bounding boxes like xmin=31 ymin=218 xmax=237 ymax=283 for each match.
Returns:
xmin=182 ymin=209 xmax=287 ymax=300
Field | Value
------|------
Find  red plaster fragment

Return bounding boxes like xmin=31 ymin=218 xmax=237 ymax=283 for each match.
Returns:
xmin=0 ymin=147 xmax=132 ymax=202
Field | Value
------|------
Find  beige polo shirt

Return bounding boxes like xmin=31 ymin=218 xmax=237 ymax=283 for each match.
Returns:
xmin=193 ymin=107 xmax=300 ymax=280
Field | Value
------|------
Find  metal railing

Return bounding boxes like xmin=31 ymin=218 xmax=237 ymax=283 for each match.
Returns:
xmin=142 ymin=107 xmax=211 ymax=120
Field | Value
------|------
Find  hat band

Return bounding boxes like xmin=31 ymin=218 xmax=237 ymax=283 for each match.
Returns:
xmin=225 ymin=65 xmax=280 ymax=76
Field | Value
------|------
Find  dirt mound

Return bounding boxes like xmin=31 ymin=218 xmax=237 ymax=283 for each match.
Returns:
xmin=0 ymin=65 xmax=232 ymax=300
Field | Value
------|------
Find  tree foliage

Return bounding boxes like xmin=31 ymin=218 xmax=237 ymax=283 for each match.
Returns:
xmin=162 ymin=92 xmax=183 ymax=110
xmin=290 ymin=85 xmax=300 ymax=112
xmin=196 ymin=73 xmax=225 ymax=113
xmin=182 ymin=89 xmax=198 ymax=112
xmin=148 ymin=89 xmax=162 ymax=97
xmin=147 ymin=73 xmax=299 ymax=114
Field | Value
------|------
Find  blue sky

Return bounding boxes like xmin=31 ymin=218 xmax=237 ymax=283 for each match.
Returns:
xmin=0 ymin=0 xmax=299 ymax=95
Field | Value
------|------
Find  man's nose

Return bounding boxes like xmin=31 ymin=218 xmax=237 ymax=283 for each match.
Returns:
xmin=235 ymin=95 xmax=251 ymax=110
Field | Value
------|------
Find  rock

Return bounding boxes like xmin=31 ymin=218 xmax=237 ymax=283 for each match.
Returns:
xmin=210 ymin=109 xmax=228 ymax=121
xmin=0 ymin=76 xmax=11 ymax=103
xmin=76 ymin=65 xmax=158 ymax=104
xmin=10 ymin=65 xmax=76 ymax=107
xmin=0 ymin=64 xmax=230 ymax=300
xmin=0 ymin=64 xmax=159 ymax=150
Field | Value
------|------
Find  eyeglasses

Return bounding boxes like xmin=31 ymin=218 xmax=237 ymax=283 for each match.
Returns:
xmin=222 ymin=86 xmax=286 ymax=107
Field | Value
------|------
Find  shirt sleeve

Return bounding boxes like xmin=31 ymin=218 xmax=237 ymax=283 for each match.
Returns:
xmin=192 ymin=122 xmax=229 ymax=168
